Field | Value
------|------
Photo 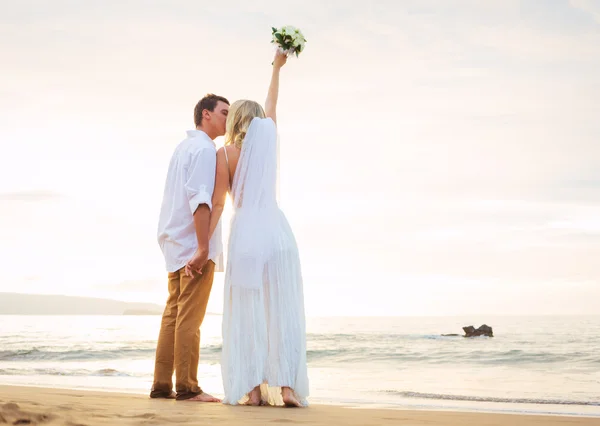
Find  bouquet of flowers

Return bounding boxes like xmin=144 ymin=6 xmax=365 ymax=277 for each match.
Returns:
xmin=271 ymin=26 xmax=307 ymax=57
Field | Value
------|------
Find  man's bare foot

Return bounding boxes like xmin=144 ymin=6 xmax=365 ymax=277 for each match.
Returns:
xmin=282 ymin=387 xmax=302 ymax=407
xmin=244 ymin=386 xmax=261 ymax=406
xmin=186 ymin=392 xmax=221 ymax=402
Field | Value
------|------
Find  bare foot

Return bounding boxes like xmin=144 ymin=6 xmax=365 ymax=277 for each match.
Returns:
xmin=282 ymin=387 xmax=302 ymax=407
xmin=244 ymin=386 xmax=261 ymax=406
xmin=186 ymin=392 xmax=221 ymax=403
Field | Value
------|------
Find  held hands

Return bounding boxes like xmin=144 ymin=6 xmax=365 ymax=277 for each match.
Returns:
xmin=184 ymin=247 xmax=209 ymax=277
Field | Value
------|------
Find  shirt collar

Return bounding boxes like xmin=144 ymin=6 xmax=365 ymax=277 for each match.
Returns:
xmin=186 ymin=129 xmax=215 ymax=146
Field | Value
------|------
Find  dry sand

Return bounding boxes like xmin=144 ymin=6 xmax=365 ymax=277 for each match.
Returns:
xmin=1 ymin=386 xmax=599 ymax=426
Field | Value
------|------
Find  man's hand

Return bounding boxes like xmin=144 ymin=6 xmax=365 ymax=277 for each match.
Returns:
xmin=185 ymin=247 xmax=208 ymax=277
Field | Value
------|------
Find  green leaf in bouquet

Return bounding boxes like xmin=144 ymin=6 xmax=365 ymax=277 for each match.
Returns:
xmin=272 ymin=27 xmax=277 ymax=34
xmin=275 ymin=33 xmax=284 ymax=43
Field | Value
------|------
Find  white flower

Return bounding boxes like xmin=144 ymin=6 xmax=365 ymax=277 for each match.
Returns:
xmin=290 ymin=29 xmax=303 ymax=43
xmin=271 ymin=26 xmax=306 ymax=57
xmin=282 ymin=25 xmax=296 ymax=35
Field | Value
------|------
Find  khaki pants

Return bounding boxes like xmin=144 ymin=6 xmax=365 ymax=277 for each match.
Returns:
xmin=151 ymin=260 xmax=215 ymax=400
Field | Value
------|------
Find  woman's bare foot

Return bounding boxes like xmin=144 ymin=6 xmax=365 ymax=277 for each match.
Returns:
xmin=244 ymin=386 xmax=261 ymax=406
xmin=186 ymin=392 xmax=221 ymax=402
xmin=282 ymin=387 xmax=302 ymax=407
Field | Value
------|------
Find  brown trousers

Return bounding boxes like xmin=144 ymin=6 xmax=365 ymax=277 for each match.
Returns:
xmin=150 ymin=260 xmax=215 ymax=400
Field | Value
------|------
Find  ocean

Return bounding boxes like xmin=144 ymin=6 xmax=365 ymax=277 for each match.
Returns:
xmin=0 ymin=315 xmax=599 ymax=416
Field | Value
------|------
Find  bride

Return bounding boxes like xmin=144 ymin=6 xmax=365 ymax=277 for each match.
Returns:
xmin=204 ymin=50 xmax=309 ymax=407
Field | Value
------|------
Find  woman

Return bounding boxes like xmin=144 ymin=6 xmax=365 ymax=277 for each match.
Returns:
xmin=207 ymin=51 xmax=309 ymax=407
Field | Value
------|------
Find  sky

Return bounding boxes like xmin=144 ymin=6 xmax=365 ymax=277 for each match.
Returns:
xmin=1 ymin=0 xmax=599 ymax=316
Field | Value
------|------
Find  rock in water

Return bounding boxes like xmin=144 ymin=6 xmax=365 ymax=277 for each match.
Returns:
xmin=462 ymin=326 xmax=476 ymax=336
xmin=462 ymin=324 xmax=493 ymax=337
xmin=477 ymin=324 xmax=493 ymax=336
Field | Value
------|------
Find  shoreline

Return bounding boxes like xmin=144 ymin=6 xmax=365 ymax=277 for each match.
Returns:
xmin=1 ymin=385 xmax=600 ymax=426
xmin=1 ymin=382 xmax=599 ymax=419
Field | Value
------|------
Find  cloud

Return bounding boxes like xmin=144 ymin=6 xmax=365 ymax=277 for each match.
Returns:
xmin=0 ymin=190 xmax=64 ymax=201
xmin=1 ymin=0 xmax=600 ymax=315
xmin=96 ymin=279 xmax=164 ymax=293
xmin=570 ymin=0 xmax=600 ymax=24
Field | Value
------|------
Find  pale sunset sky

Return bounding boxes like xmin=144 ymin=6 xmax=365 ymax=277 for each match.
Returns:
xmin=1 ymin=0 xmax=599 ymax=316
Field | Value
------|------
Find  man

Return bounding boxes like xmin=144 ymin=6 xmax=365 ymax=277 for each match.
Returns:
xmin=151 ymin=94 xmax=229 ymax=401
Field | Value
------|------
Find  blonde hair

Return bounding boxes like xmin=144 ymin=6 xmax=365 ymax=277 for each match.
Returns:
xmin=225 ymin=100 xmax=266 ymax=148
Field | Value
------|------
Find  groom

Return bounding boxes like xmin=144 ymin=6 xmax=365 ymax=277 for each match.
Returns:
xmin=151 ymin=94 xmax=229 ymax=401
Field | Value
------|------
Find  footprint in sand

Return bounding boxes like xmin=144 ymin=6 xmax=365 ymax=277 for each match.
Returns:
xmin=0 ymin=402 xmax=55 ymax=425
xmin=2 ymin=403 xmax=20 ymax=411
xmin=137 ymin=413 xmax=155 ymax=419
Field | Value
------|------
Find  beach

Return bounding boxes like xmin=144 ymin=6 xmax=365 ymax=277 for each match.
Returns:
xmin=1 ymin=385 xmax=599 ymax=426
xmin=2 ymin=315 xmax=600 ymax=417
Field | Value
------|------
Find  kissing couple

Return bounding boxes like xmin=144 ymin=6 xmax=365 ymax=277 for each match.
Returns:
xmin=150 ymin=50 xmax=309 ymax=407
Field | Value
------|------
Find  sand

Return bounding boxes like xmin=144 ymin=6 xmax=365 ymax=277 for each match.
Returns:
xmin=0 ymin=386 xmax=598 ymax=426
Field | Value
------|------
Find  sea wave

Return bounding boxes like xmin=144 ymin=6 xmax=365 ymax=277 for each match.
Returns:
xmin=0 ymin=334 xmax=600 ymax=370
xmin=0 ymin=367 xmax=138 ymax=377
xmin=383 ymin=390 xmax=600 ymax=406
xmin=306 ymin=346 xmax=597 ymax=366
xmin=0 ymin=344 xmax=223 ymax=362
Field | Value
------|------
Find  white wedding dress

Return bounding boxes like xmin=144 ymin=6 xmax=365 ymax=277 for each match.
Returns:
xmin=221 ymin=117 xmax=309 ymax=406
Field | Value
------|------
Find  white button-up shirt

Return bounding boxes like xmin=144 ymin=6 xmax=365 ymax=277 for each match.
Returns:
xmin=157 ymin=130 xmax=223 ymax=273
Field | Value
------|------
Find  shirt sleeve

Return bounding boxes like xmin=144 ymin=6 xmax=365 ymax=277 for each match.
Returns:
xmin=184 ymin=147 xmax=216 ymax=213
